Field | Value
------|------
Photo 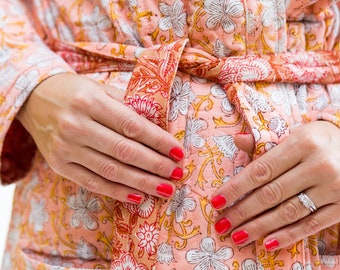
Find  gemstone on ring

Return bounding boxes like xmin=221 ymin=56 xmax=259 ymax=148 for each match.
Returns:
xmin=297 ymin=192 xmax=317 ymax=213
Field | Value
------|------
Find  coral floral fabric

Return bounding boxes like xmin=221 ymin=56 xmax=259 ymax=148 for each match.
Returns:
xmin=1 ymin=0 xmax=340 ymax=269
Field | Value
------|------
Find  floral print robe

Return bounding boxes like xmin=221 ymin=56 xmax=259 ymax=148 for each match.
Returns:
xmin=1 ymin=0 xmax=340 ymax=269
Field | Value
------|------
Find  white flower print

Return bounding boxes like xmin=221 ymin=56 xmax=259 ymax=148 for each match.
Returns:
xmin=123 ymin=194 xmax=156 ymax=219
xmin=29 ymin=197 xmax=49 ymax=232
xmin=295 ymin=84 xmax=308 ymax=115
xmin=264 ymin=141 xmax=277 ymax=152
xmin=77 ymin=237 xmax=97 ymax=261
xmin=158 ymin=0 xmax=187 ymax=37
xmin=111 ymin=252 xmax=148 ymax=270
xmin=184 ymin=118 xmax=207 ymax=151
xmin=81 ymin=6 xmax=112 ymax=42
xmin=267 ymin=116 xmax=287 ymax=138
xmin=313 ymin=92 xmax=329 ymax=111
xmin=328 ymin=83 xmax=340 ymax=108
xmin=252 ymin=127 xmax=261 ymax=143
xmin=136 ymin=222 xmax=159 ymax=256
xmin=291 ymin=262 xmax=304 ymax=270
xmin=157 ymin=242 xmax=175 ymax=265
xmin=166 ymin=185 xmax=196 ymax=223
xmin=245 ymin=87 xmax=272 ymax=114
xmin=169 ymin=76 xmax=196 ymax=121
xmin=321 ymin=256 xmax=337 ymax=268
xmin=211 ymin=84 xmax=235 ymax=113
xmin=213 ymin=39 xmax=231 ymax=58
xmin=204 ymin=0 xmax=244 ymax=33
xmin=100 ymin=0 xmax=110 ymax=7
xmin=245 ymin=9 xmax=258 ymax=36
xmin=186 ymin=237 xmax=233 ymax=270
xmin=0 ymin=46 xmax=10 ymax=64
xmin=128 ymin=0 xmax=138 ymax=7
xmin=14 ymin=69 xmax=40 ymax=108
xmin=68 ymin=187 xmax=103 ymax=230
xmin=241 ymin=258 xmax=257 ymax=270
xmin=213 ymin=135 xmax=237 ymax=161
xmin=260 ymin=0 xmax=286 ymax=30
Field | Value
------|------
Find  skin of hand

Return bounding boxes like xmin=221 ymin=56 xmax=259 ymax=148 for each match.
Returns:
xmin=16 ymin=73 xmax=184 ymax=203
xmin=211 ymin=121 xmax=340 ymax=251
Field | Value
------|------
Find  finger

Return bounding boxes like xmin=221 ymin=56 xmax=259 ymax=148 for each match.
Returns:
xmin=88 ymin=92 xmax=184 ymax=161
xmin=68 ymin=146 xmax=176 ymax=199
xmin=214 ymin=161 xmax=318 ymax=228
xmin=263 ymin=203 xmax=340 ymax=251
xmin=76 ymin=121 xmax=183 ymax=180
xmin=59 ymin=162 xmax=146 ymax=203
xmin=234 ymin=133 xmax=255 ymax=153
xmin=63 ymin=160 xmax=175 ymax=203
xmin=223 ymin=191 xmax=316 ymax=246
xmin=217 ymin=187 xmax=337 ymax=246
xmin=211 ymin=136 xmax=301 ymax=210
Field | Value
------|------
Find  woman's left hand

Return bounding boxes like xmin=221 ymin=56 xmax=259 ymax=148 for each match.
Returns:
xmin=210 ymin=121 xmax=340 ymax=251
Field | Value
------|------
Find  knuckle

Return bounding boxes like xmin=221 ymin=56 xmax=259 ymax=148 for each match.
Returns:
xmin=301 ymin=135 xmax=319 ymax=154
xmin=57 ymin=114 xmax=80 ymax=138
xmin=279 ymin=201 xmax=301 ymax=223
xmin=303 ymin=218 xmax=322 ymax=235
xmin=112 ymin=140 xmax=136 ymax=163
xmin=109 ymin=187 xmax=121 ymax=200
xmin=152 ymin=135 xmax=168 ymax=152
xmin=318 ymin=158 xmax=338 ymax=178
xmin=134 ymin=175 xmax=149 ymax=193
xmin=251 ymin=219 xmax=266 ymax=236
xmin=81 ymin=177 xmax=99 ymax=192
xmin=283 ymin=228 xmax=297 ymax=245
xmin=121 ymin=116 xmax=143 ymax=139
xmin=248 ymin=160 xmax=272 ymax=185
xmin=258 ymin=182 xmax=283 ymax=206
xmin=152 ymin=159 xmax=167 ymax=175
xmin=229 ymin=205 xmax=249 ymax=222
xmin=98 ymin=160 xmax=119 ymax=180
xmin=228 ymin=180 xmax=242 ymax=200
xmin=71 ymin=91 xmax=94 ymax=109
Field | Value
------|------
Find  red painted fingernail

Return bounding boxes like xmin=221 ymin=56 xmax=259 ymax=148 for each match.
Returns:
xmin=156 ymin=184 xmax=174 ymax=198
xmin=215 ymin=217 xmax=232 ymax=234
xmin=127 ymin=193 xmax=143 ymax=204
xmin=232 ymin=230 xmax=249 ymax=245
xmin=211 ymin=194 xmax=227 ymax=209
xmin=264 ymin=239 xmax=280 ymax=251
xmin=169 ymin=147 xmax=184 ymax=161
xmin=170 ymin=167 xmax=183 ymax=181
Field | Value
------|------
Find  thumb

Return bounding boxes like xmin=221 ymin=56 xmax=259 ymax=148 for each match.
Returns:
xmin=234 ymin=132 xmax=255 ymax=153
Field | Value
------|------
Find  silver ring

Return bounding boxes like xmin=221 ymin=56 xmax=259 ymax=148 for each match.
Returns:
xmin=297 ymin=192 xmax=317 ymax=213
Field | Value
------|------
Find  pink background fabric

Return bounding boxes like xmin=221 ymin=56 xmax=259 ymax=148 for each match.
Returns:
xmin=1 ymin=0 xmax=340 ymax=269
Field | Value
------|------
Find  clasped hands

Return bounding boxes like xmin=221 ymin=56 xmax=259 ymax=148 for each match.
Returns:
xmin=17 ymin=73 xmax=340 ymax=251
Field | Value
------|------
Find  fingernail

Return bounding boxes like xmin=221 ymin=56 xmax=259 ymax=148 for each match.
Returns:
xmin=264 ymin=239 xmax=280 ymax=251
xmin=170 ymin=167 xmax=183 ymax=181
xmin=156 ymin=183 xmax=174 ymax=198
xmin=232 ymin=230 xmax=249 ymax=245
xmin=211 ymin=194 xmax=227 ymax=209
xmin=127 ymin=193 xmax=143 ymax=204
xmin=169 ymin=147 xmax=184 ymax=161
xmin=215 ymin=217 xmax=232 ymax=234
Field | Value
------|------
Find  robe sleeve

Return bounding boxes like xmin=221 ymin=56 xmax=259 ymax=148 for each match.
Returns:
xmin=0 ymin=0 xmax=75 ymax=185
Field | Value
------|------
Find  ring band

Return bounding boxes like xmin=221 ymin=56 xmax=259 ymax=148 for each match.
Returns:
xmin=297 ymin=192 xmax=317 ymax=213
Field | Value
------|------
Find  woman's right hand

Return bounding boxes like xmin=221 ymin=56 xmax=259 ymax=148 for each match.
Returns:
xmin=16 ymin=73 xmax=184 ymax=203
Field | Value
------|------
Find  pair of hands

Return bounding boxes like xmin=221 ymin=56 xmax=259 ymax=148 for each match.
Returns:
xmin=17 ymin=73 xmax=340 ymax=251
